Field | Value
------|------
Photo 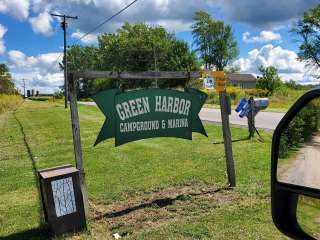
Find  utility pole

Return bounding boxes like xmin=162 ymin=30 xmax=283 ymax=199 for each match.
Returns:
xmin=51 ymin=13 xmax=78 ymax=109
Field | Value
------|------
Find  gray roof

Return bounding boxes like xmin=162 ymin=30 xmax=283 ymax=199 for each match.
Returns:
xmin=226 ymin=73 xmax=257 ymax=82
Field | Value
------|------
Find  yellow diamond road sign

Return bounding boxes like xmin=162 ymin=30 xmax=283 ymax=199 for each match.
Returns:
xmin=212 ymin=71 xmax=226 ymax=92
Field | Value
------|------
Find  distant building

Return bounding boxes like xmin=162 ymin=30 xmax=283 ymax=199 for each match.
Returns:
xmin=226 ymin=73 xmax=257 ymax=89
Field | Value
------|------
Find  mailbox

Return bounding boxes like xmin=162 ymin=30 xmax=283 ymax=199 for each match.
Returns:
xmin=239 ymin=104 xmax=251 ymax=118
xmin=38 ymin=165 xmax=86 ymax=236
xmin=235 ymin=98 xmax=247 ymax=113
xmin=254 ymin=98 xmax=269 ymax=110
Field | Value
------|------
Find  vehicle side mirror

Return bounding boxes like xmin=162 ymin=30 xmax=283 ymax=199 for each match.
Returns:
xmin=272 ymin=88 xmax=320 ymax=240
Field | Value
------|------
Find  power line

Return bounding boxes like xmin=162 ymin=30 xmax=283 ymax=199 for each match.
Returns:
xmin=73 ymin=0 xmax=138 ymax=43
xmin=46 ymin=11 xmax=74 ymax=72
xmin=41 ymin=0 xmax=138 ymax=94
xmin=47 ymin=0 xmax=138 ymax=70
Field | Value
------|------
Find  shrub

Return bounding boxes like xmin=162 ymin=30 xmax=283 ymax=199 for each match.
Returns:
xmin=29 ymin=96 xmax=53 ymax=101
xmin=279 ymin=99 xmax=320 ymax=158
xmin=226 ymin=86 xmax=242 ymax=101
xmin=256 ymin=66 xmax=282 ymax=94
xmin=0 ymin=95 xmax=23 ymax=114
xmin=201 ymin=89 xmax=219 ymax=104
xmin=53 ymin=90 xmax=64 ymax=99
xmin=202 ymin=87 xmax=270 ymax=106
xmin=244 ymin=88 xmax=270 ymax=97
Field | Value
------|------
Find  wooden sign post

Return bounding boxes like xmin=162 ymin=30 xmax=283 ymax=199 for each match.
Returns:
xmin=67 ymin=70 xmax=237 ymax=219
xmin=68 ymin=73 xmax=89 ymax=217
xmin=213 ymin=71 xmax=236 ymax=187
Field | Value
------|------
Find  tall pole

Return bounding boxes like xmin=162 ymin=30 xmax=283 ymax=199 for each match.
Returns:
xmin=51 ymin=13 xmax=78 ymax=108
xmin=214 ymin=71 xmax=236 ymax=187
xmin=63 ymin=16 xmax=68 ymax=109
xmin=22 ymin=78 xmax=26 ymax=99
xmin=219 ymin=91 xmax=236 ymax=187
xmin=248 ymin=96 xmax=255 ymax=139
xmin=68 ymin=73 xmax=88 ymax=218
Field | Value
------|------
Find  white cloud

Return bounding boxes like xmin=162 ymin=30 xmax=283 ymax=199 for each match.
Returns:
xmin=151 ymin=19 xmax=192 ymax=32
xmin=29 ymin=11 xmax=53 ymax=36
xmin=243 ymin=31 xmax=281 ymax=44
xmin=1 ymin=0 xmax=319 ymax=36
xmin=8 ymin=50 xmax=61 ymax=73
xmin=8 ymin=50 xmax=26 ymax=67
xmin=19 ymin=0 xmax=214 ymax=37
xmin=8 ymin=50 xmax=63 ymax=93
xmin=234 ymin=44 xmax=319 ymax=84
xmin=14 ymin=71 xmax=63 ymax=94
xmin=218 ymin=0 xmax=319 ymax=27
xmin=0 ymin=0 xmax=30 ymax=20
xmin=71 ymin=30 xmax=98 ymax=45
xmin=0 ymin=24 xmax=8 ymax=55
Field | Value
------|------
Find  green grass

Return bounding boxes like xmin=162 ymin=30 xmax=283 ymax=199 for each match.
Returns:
xmin=0 ymin=94 xmax=23 ymax=113
xmin=297 ymin=196 xmax=320 ymax=239
xmin=0 ymin=101 xmax=286 ymax=239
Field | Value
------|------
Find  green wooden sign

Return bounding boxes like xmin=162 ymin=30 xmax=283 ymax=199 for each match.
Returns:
xmin=92 ymin=88 xmax=208 ymax=146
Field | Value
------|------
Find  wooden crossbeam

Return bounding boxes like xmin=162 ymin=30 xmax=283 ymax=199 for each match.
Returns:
xmin=73 ymin=70 xmax=202 ymax=80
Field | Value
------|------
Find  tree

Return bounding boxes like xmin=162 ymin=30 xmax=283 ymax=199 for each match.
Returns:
xmin=98 ymin=22 xmax=199 ymax=72
xmin=67 ymin=22 xmax=200 ymax=97
xmin=284 ymin=79 xmax=299 ymax=90
xmin=66 ymin=45 xmax=103 ymax=98
xmin=192 ymin=11 xmax=238 ymax=71
xmin=292 ymin=4 xmax=320 ymax=76
xmin=67 ymin=45 xmax=102 ymax=72
xmin=256 ymin=66 xmax=282 ymax=94
xmin=0 ymin=64 xmax=16 ymax=94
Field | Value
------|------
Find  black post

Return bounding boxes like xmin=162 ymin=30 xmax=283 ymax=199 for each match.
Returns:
xmin=248 ymin=96 xmax=255 ymax=139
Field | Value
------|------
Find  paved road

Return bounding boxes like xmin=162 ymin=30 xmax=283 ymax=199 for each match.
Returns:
xmin=78 ymin=102 xmax=285 ymax=130
xmin=199 ymin=108 xmax=284 ymax=130
xmin=278 ymin=132 xmax=320 ymax=189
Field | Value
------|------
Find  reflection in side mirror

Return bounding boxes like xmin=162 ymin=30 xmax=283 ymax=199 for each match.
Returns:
xmin=297 ymin=195 xmax=320 ymax=239
xmin=272 ymin=89 xmax=320 ymax=240
xmin=277 ymin=97 xmax=320 ymax=189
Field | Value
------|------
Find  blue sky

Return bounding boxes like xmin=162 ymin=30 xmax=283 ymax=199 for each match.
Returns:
xmin=0 ymin=0 xmax=319 ymax=93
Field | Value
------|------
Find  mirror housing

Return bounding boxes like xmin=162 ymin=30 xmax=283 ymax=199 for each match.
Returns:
xmin=272 ymin=88 xmax=320 ymax=240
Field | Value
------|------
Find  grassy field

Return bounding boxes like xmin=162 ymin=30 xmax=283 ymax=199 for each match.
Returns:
xmin=0 ymin=100 xmax=286 ymax=239
xmin=0 ymin=95 xmax=23 ymax=114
